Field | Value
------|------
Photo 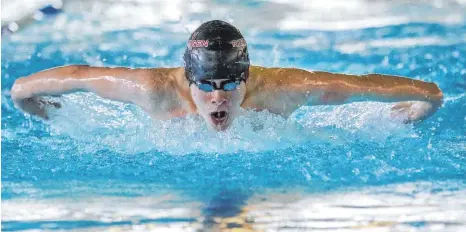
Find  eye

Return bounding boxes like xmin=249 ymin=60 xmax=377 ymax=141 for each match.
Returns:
xmin=223 ymin=82 xmax=238 ymax=91
xmin=198 ymin=83 xmax=215 ymax=92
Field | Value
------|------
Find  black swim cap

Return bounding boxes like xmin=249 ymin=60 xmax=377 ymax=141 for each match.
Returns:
xmin=183 ymin=20 xmax=250 ymax=84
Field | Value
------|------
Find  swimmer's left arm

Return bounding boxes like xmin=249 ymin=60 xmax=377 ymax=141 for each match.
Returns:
xmin=246 ymin=66 xmax=443 ymax=123
xmin=311 ymin=71 xmax=443 ymax=123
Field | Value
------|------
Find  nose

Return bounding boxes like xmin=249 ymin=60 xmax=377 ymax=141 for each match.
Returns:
xmin=211 ymin=90 xmax=229 ymax=106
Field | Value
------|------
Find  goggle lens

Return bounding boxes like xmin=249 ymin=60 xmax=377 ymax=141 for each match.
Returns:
xmin=195 ymin=80 xmax=241 ymax=92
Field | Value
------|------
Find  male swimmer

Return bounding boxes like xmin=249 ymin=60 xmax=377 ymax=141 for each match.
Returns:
xmin=11 ymin=20 xmax=443 ymax=131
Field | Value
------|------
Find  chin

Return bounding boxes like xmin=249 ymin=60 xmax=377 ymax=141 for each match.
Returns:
xmin=208 ymin=120 xmax=232 ymax=131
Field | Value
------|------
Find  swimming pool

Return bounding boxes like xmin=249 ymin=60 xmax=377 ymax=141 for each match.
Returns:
xmin=2 ymin=0 xmax=466 ymax=231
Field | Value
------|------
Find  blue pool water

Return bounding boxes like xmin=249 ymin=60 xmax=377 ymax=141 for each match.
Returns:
xmin=2 ymin=0 xmax=466 ymax=231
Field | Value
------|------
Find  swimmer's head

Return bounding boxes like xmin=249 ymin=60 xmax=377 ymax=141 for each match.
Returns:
xmin=184 ymin=20 xmax=249 ymax=131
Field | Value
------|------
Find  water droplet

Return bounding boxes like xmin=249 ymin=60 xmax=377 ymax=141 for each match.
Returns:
xmin=33 ymin=11 xmax=45 ymax=21
xmin=8 ymin=22 xmax=19 ymax=32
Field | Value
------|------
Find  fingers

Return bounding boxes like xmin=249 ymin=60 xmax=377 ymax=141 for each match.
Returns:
xmin=20 ymin=97 xmax=60 ymax=120
xmin=51 ymin=102 xmax=62 ymax=108
xmin=390 ymin=101 xmax=434 ymax=124
xmin=390 ymin=101 xmax=415 ymax=123
xmin=37 ymin=110 xmax=50 ymax=120
xmin=41 ymin=99 xmax=62 ymax=109
xmin=391 ymin=101 xmax=413 ymax=110
xmin=390 ymin=107 xmax=410 ymax=123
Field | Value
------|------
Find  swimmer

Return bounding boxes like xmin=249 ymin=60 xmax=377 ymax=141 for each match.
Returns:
xmin=11 ymin=20 xmax=443 ymax=131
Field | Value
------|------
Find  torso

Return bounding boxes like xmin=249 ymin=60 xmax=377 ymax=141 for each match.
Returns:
xmin=146 ymin=65 xmax=314 ymax=119
xmin=158 ymin=65 xmax=284 ymax=118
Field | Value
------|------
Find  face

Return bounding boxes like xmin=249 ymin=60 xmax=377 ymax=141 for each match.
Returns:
xmin=190 ymin=79 xmax=246 ymax=131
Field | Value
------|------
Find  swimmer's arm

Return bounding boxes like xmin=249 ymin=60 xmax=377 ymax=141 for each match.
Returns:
xmin=302 ymin=71 xmax=443 ymax=105
xmin=10 ymin=65 xmax=172 ymax=118
xmin=246 ymin=66 xmax=443 ymax=122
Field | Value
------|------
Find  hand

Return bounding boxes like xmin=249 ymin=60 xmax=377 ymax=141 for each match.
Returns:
xmin=14 ymin=96 xmax=61 ymax=120
xmin=391 ymin=101 xmax=440 ymax=123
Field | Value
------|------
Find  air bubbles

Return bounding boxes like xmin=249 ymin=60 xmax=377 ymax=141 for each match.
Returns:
xmin=33 ymin=11 xmax=45 ymax=21
xmin=381 ymin=56 xmax=389 ymax=66
xmin=346 ymin=151 xmax=352 ymax=159
xmin=7 ymin=23 xmax=19 ymax=32
xmin=427 ymin=140 xmax=433 ymax=149
xmin=438 ymin=64 xmax=448 ymax=74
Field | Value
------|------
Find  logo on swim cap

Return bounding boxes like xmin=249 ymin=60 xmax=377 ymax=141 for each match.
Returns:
xmin=230 ymin=39 xmax=246 ymax=49
xmin=187 ymin=38 xmax=246 ymax=49
xmin=188 ymin=40 xmax=209 ymax=48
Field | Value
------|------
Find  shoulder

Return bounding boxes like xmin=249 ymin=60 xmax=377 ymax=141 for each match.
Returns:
xmin=144 ymin=67 xmax=192 ymax=105
xmin=247 ymin=65 xmax=320 ymax=88
xmin=136 ymin=67 xmax=185 ymax=92
xmin=133 ymin=67 xmax=193 ymax=117
xmin=249 ymin=65 xmax=317 ymax=79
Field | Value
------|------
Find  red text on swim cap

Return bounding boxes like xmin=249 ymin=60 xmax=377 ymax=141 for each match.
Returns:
xmin=230 ymin=39 xmax=246 ymax=48
xmin=188 ymin=40 xmax=209 ymax=48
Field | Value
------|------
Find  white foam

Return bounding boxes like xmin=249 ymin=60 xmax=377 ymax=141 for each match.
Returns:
xmin=33 ymin=92 xmax=417 ymax=155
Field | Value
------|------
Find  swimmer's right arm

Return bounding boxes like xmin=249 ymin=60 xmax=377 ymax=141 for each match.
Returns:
xmin=10 ymin=65 xmax=169 ymax=119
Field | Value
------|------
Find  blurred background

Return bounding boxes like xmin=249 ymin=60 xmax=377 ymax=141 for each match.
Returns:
xmin=3 ymin=0 xmax=466 ymax=33
xmin=2 ymin=0 xmax=466 ymax=231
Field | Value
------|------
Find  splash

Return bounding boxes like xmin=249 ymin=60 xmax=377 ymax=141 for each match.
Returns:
xmin=32 ymin=92 xmax=417 ymax=155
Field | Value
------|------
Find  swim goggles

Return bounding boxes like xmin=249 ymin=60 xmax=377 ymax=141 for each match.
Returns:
xmin=191 ymin=77 xmax=245 ymax=92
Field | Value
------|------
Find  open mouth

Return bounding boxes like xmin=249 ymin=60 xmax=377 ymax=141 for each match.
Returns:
xmin=211 ymin=111 xmax=227 ymax=119
xmin=210 ymin=111 xmax=229 ymax=125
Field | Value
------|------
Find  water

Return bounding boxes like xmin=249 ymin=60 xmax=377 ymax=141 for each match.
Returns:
xmin=2 ymin=0 xmax=466 ymax=231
